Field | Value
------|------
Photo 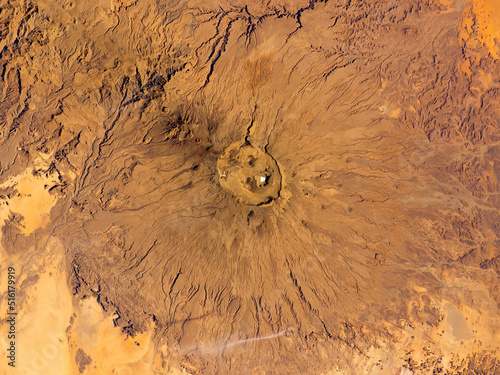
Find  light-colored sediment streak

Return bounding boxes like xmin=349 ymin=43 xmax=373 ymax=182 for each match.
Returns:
xmin=180 ymin=329 xmax=293 ymax=355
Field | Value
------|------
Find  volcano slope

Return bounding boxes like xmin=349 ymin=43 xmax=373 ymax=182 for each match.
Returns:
xmin=1 ymin=0 xmax=500 ymax=373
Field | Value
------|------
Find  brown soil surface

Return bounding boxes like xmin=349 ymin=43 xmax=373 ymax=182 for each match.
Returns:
xmin=1 ymin=0 xmax=500 ymax=373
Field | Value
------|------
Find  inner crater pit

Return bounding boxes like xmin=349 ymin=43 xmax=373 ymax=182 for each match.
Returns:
xmin=217 ymin=141 xmax=282 ymax=205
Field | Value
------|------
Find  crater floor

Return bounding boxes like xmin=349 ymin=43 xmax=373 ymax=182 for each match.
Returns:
xmin=217 ymin=140 xmax=282 ymax=205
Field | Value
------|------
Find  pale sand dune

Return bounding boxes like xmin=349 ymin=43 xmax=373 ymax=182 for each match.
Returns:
xmin=0 ymin=165 xmax=58 ymax=237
